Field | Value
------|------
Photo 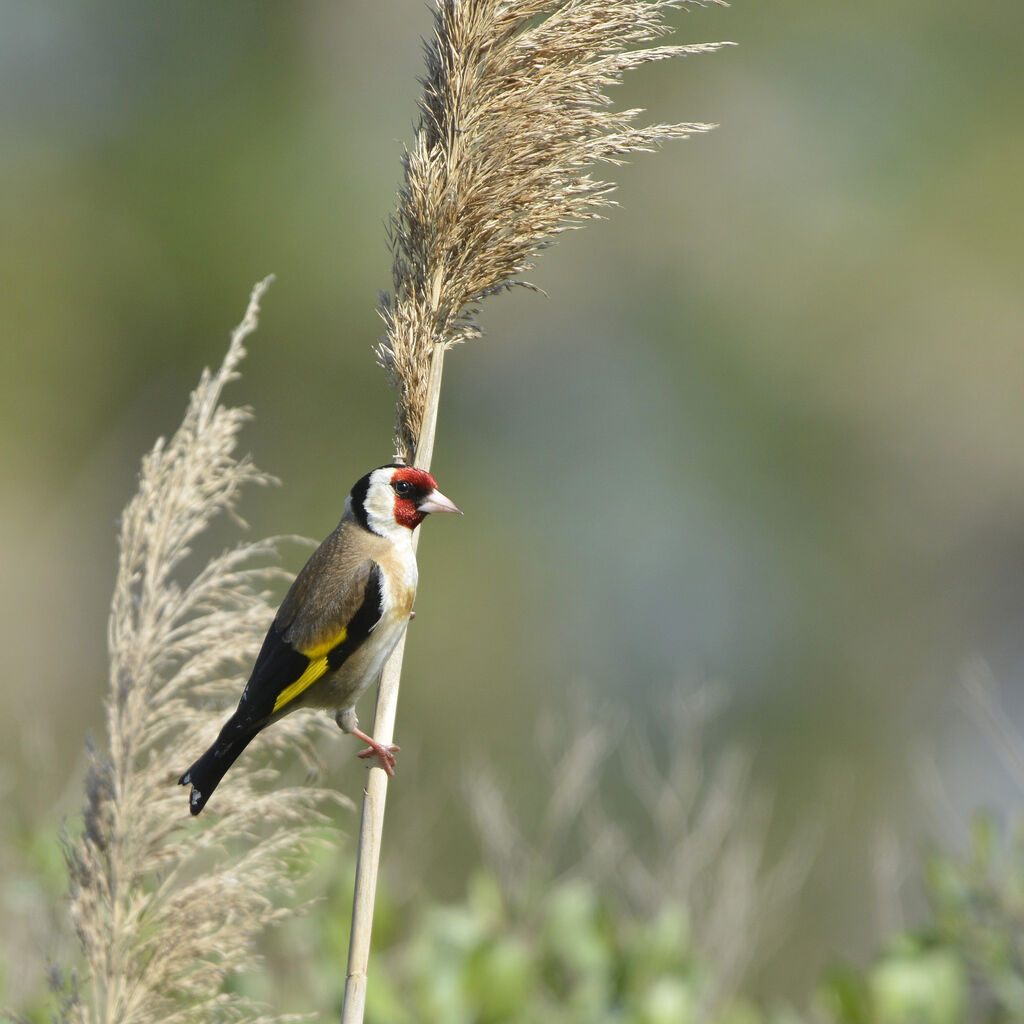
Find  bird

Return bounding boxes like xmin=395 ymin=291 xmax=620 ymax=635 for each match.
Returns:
xmin=178 ymin=463 xmax=461 ymax=815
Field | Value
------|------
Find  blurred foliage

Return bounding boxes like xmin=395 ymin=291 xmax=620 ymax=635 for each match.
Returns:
xmin=925 ymin=816 xmax=1024 ymax=1020
xmin=367 ymin=871 xmax=760 ymax=1024
xmin=353 ymin=812 xmax=1021 ymax=1024
xmin=816 ymin=815 xmax=1024 ymax=1024
xmin=11 ymin=809 xmax=1024 ymax=1024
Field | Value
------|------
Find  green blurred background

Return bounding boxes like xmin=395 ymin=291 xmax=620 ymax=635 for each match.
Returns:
xmin=3 ymin=0 xmax=1024 ymax=1015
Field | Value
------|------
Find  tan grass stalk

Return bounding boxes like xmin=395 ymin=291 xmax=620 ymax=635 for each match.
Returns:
xmin=345 ymin=2 xmax=733 ymax=1020
xmin=58 ymin=278 xmax=349 ymax=1024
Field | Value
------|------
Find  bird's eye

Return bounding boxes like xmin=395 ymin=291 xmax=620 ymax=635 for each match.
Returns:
xmin=393 ymin=480 xmax=413 ymax=498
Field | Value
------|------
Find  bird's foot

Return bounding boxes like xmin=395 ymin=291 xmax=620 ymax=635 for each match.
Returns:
xmin=356 ymin=743 xmax=400 ymax=774
xmin=409 ymin=608 xmax=416 ymax=620
xmin=351 ymin=727 xmax=400 ymax=776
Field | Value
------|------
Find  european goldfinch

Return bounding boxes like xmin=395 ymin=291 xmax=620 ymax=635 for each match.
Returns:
xmin=179 ymin=464 xmax=461 ymax=815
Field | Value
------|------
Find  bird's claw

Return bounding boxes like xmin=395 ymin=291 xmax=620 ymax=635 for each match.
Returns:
xmin=356 ymin=742 xmax=400 ymax=775
xmin=350 ymin=726 xmax=400 ymax=775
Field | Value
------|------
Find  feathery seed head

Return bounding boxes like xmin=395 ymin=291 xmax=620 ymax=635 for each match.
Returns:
xmin=59 ymin=279 xmax=349 ymax=1024
xmin=376 ymin=0 xmax=733 ymax=459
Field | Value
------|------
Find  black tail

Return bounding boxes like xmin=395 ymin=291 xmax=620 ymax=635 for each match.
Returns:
xmin=178 ymin=712 xmax=261 ymax=815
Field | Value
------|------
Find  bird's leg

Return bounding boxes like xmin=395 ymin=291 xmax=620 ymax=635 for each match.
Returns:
xmin=335 ymin=709 xmax=400 ymax=775
xmin=350 ymin=727 xmax=400 ymax=776
xmin=409 ymin=608 xmax=416 ymax=620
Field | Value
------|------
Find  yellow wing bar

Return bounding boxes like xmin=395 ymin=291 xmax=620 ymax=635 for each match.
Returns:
xmin=273 ymin=655 xmax=330 ymax=712
xmin=303 ymin=626 xmax=348 ymax=661
xmin=272 ymin=625 xmax=349 ymax=713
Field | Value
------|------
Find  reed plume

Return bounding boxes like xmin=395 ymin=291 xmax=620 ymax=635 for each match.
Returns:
xmin=346 ymin=3 xmax=732 ymax=1020
xmin=58 ymin=278 xmax=348 ymax=1024
xmin=376 ymin=0 xmax=733 ymax=460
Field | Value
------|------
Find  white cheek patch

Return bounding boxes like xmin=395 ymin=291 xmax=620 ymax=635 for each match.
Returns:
xmin=363 ymin=472 xmax=408 ymax=539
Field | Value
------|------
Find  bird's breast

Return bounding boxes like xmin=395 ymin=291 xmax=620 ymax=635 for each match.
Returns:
xmin=379 ymin=543 xmax=418 ymax=616
xmin=381 ymin=574 xmax=416 ymax=628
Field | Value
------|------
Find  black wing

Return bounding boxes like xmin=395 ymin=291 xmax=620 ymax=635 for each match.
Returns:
xmin=236 ymin=562 xmax=384 ymax=721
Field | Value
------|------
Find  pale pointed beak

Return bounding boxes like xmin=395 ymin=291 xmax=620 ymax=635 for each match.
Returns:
xmin=418 ymin=488 xmax=463 ymax=516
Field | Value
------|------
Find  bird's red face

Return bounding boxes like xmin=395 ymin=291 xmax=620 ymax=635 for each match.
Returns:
xmin=389 ymin=466 xmax=461 ymax=529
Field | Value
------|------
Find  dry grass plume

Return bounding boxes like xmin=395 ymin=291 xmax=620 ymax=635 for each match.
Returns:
xmin=376 ymin=0 xmax=733 ymax=459
xmin=57 ymin=278 xmax=349 ymax=1024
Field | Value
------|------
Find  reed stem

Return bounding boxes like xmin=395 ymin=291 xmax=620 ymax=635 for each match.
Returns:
xmin=340 ymin=342 xmax=445 ymax=1024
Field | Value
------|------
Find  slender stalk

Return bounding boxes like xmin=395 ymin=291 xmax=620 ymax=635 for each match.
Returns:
xmin=340 ymin=343 xmax=445 ymax=1024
